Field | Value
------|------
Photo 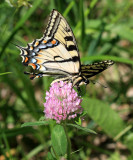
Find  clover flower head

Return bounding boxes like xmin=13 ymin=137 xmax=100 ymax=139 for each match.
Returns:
xmin=44 ymin=81 xmax=83 ymax=123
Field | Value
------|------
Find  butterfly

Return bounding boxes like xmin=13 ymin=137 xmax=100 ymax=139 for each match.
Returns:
xmin=17 ymin=9 xmax=114 ymax=90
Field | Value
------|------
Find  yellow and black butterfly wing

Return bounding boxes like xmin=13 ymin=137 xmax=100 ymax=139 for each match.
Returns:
xmin=18 ymin=9 xmax=81 ymax=80
xmin=18 ymin=9 xmax=114 ymax=87
xmin=44 ymin=9 xmax=79 ymax=57
xmin=81 ymin=60 xmax=114 ymax=78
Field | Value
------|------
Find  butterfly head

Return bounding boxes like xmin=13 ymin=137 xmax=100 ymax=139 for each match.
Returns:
xmin=80 ymin=77 xmax=89 ymax=86
xmin=73 ymin=76 xmax=89 ymax=87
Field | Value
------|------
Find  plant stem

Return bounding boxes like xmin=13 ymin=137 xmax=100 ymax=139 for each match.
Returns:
xmin=63 ymin=124 xmax=71 ymax=160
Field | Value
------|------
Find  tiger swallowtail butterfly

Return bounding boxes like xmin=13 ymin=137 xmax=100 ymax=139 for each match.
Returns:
xmin=17 ymin=9 xmax=114 ymax=89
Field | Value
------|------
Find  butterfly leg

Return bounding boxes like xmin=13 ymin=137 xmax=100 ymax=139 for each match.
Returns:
xmin=77 ymin=85 xmax=81 ymax=93
xmin=24 ymin=71 xmax=44 ymax=80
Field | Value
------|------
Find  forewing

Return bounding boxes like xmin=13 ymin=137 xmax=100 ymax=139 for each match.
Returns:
xmin=18 ymin=9 xmax=80 ymax=78
xmin=81 ymin=60 xmax=114 ymax=78
xmin=44 ymin=9 xmax=80 ymax=62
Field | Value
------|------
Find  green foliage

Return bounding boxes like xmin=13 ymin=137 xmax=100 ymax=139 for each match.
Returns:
xmin=107 ymin=152 xmax=121 ymax=160
xmin=21 ymin=121 xmax=51 ymax=127
xmin=124 ymin=133 xmax=133 ymax=151
xmin=0 ymin=72 xmax=12 ymax=76
xmin=82 ymin=98 xmax=126 ymax=138
xmin=47 ymin=151 xmax=55 ymax=160
xmin=0 ymin=0 xmax=43 ymax=58
xmin=67 ymin=123 xmax=97 ymax=134
xmin=51 ymin=125 xmax=67 ymax=157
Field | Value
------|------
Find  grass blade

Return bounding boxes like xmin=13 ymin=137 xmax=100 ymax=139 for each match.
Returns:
xmin=0 ymin=0 xmax=43 ymax=58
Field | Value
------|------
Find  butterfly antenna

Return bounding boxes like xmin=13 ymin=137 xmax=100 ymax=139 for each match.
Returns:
xmin=10 ymin=42 xmax=24 ymax=50
xmin=24 ymin=71 xmax=34 ymax=80
xmin=91 ymin=80 xmax=108 ymax=88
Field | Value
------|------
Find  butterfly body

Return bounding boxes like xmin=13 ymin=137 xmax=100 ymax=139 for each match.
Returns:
xmin=17 ymin=9 xmax=114 ymax=88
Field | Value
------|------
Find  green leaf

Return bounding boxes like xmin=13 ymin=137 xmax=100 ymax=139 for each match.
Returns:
xmin=25 ymin=144 xmax=46 ymax=160
xmin=39 ymin=116 xmax=46 ymax=121
xmin=51 ymin=125 xmax=67 ymax=156
xmin=98 ymin=43 xmax=112 ymax=55
xmin=113 ymin=25 xmax=133 ymax=43
xmin=0 ymin=128 xmax=36 ymax=138
xmin=79 ymin=0 xmax=85 ymax=47
xmin=124 ymin=133 xmax=133 ymax=151
xmin=67 ymin=123 xmax=97 ymax=134
xmin=107 ymin=152 xmax=121 ymax=160
xmin=21 ymin=121 xmax=50 ymax=127
xmin=82 ymin=97 xmax=126 ymax=138
xmin=75 ymin=117 xmax=82 ymax=125
xmin=0 ymin=72 xmax=12 ymax=76
xmin=63 ymin=1 xmax=75 ymax=17
xmin=74 ymin=0 xmax=98 ymax=34
xmin=47 ymin=152 xmax=55 ymax=160
xmin=50 ymin=147 xmax=56 ymax=159
xmin=88 ymin=27 xmax=104 ymax=56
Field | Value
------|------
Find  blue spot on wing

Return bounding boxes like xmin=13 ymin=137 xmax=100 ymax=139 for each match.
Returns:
xmin=30 ymin=58 xmax=37 ymax=63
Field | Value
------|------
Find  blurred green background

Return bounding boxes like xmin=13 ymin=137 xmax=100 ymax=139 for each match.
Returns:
xmin=0 ymin=0 xmax=133 ymax=159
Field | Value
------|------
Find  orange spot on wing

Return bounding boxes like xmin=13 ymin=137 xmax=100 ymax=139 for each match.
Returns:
xmin=35 ymin=41 xmax=39 ymax=46
xmin=37 ymin=54 xmax=43 ymax=57
xmin=28 ymin=63 xmax=36 ymax=69
xmin=36 ymin=59 xmax=43 ymax=64
xmin=25 ymin=57 xmax=29 ymax=63
xmin=51 ymin=40 xmax=56 ymax=44
xmin=30 ymin=46 xmax=33 ymax=50
xmin=43 ymin=40 xmax=47 ymax=43
xmin=39 ymin=50 xmax=45 ymax=54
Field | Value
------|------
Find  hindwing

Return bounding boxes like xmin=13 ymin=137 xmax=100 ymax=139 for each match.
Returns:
xmin=81 ymin=60 xmax=114 ymax=78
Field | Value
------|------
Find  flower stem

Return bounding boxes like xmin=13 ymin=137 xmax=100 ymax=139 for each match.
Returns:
xmin=63 ymin=123 xmax=71 ymax=160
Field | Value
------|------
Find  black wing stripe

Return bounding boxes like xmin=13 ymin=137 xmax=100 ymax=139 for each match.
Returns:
xmin=82 ymin=70 xmax=101 ymax=73
xmin=57 ymin=29 xmax=68 ymax=43
xmin=57 ymin=27 xmax=73 ymax=42
xmin=64 ymin=36 xmax=73 ymax=41
xmin=67 ymin=45 xmax=77 ymax=51
xmin=81 ymin=68 xmax=104 ymax=71
xmin=43 ymin=56 xmax=79 ymax=64
xmin=49 ymin=15 xmax=60 ymax=37
xmin=44 ymin=12 xmax=60 ymax=38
